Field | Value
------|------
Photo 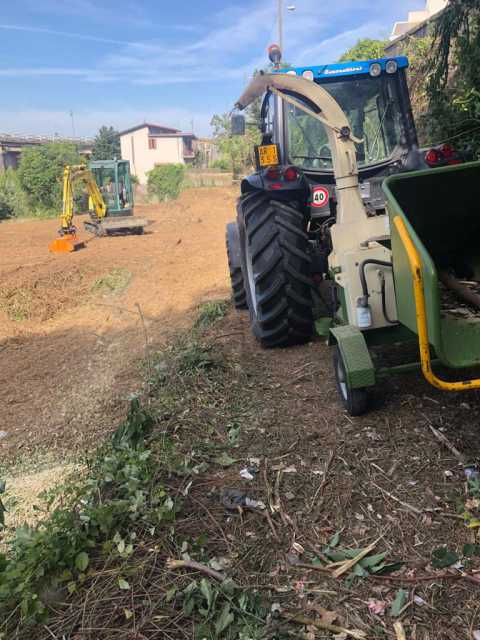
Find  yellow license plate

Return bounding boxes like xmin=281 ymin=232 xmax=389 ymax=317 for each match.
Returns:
xmin=258 ymin=144 xmax=279 ymax=167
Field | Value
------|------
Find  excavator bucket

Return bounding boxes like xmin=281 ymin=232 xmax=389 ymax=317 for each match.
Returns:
xmin=49 ymin=234 xmax=85 ymax=253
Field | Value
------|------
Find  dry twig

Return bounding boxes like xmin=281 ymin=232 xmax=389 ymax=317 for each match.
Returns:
xmin=310 ymin=449 xmax=335 ymax=511
xmin=427 ymin=424 xmax=466 ymax=464
xmin=328 ymin=537 xmax=381 ymax=578
xmin=281 ymin=612 xmax=366 ymax=639
xmin=371 ymin=481 xmax=423 ymax=516
xmin=165 ymin=559 xmax=226 ymax=582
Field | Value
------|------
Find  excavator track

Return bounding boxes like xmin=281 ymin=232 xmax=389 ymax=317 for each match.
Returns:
xmin=84 ymin=216 xmax=148 ymax=236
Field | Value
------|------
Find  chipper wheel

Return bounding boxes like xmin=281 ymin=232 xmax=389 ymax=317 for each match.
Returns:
xmin=237 ymin=192 xmax=314 ymax=348
xmin=226 ymin=222 xmax=247 ymax=309
xmin=333 ymin=346 xmax=368 ymax=416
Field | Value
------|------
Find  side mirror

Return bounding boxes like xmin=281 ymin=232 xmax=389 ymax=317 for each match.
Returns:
xmin=231 ymin=114 xmax=246 ymax=136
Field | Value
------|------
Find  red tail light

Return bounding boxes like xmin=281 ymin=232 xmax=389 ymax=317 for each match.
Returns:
xmin=425 ymin=148 xmax=443 ymax=166
xmin=283 ymin=166 xmax=298 ymax=181
xmin=441 ymin=143 xmax=454 ymax=158
xmin=266 ymin=167 xmax=281 ymax=180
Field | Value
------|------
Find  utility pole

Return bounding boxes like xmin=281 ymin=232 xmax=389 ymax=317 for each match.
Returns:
xmin=277 ymin=2 xmax=295 ymax=56
xmin=69 ymin=110 xmax=76 ymax=139
xmin=278 ymin=0 xmax=283 ymax=53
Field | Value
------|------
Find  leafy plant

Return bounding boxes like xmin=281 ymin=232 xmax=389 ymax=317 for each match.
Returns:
xmin=424 ymin=1 xmax=480 ymax=156
xmin=210 ymin=158 xmax=231 ymax=171
xmin=17 ymin=142 xmax=82 ymax=214
xmin=0 ymin=169 xmax=30 ymax=219
xmin=147 ymin=163 xmax=185 ymax=201
xmin=210 ymin=113 xmax=260 ymax=178
xmin=91 ymin=126 xmax=121 ymax=161
xmin=170 ymin=577 xmax=267 ymax=638
xmin=195 ymin=300 xmax=228 ymax=328
xmin=339 ymin=38 xmax=388 ymax=62
xmin=0 ymin=399 xmax=170 ymax=627
xmin=91 ymin=268 xmax=132 ymax=295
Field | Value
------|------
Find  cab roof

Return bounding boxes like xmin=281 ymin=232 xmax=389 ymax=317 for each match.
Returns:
xmin=280 ymin=56 xmax=408 ymax=80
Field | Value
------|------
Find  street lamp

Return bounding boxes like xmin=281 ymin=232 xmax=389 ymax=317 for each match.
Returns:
xmin=277 ymin=1 xmax=296 ymax=55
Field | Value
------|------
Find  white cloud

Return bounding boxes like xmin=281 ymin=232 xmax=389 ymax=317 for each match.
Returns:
xmin=0 ymin=107 xmax=214 ymax=138
xmin=0 ymin=23 xmax=135 ymax=46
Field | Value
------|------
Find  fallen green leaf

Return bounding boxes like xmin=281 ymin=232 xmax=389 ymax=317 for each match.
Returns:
xmin=214 ymin=452 xmax=236 ymax=467
xmin=372 ymin=561 xmax=404 ymax=575
xmin=390 ymin=588 xmax=408 ymax=617
xmin=360 ymin=552 xmax=387 ymax=569
xmin=215 ymin=602 xmax=234 ymax=636
xmin=118 ymin=578 xmax=130 ymax=590
xmin=328 ymin=532 xmax=341 ymax=548
xmin=463 ymin=543 xmax=480 ymax=558
xmin=75 ymin=552 xmax=89 ymax=572
xmin=200 ymin=578 xmax=214 ymax=610
xmin=432 ymin=547 xmax=459 ymax=569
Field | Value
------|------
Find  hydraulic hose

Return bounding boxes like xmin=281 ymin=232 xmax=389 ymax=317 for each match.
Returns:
xmin=359 ymin=259 xmax=397 ymax=325
xmin=380 ymin=272 xmax=397 ymax=324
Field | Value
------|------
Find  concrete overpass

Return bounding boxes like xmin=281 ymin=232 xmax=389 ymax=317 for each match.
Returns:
xmin=0 ymin=134 xmax=94 ymax=171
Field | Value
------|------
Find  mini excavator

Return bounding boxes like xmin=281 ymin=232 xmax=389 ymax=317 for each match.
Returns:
xmin=49 ymin=160 xmax=147 ymax=253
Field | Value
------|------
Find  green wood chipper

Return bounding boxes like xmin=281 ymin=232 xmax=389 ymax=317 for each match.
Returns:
xmin=225 ymin=48 xmax=480 ymax=415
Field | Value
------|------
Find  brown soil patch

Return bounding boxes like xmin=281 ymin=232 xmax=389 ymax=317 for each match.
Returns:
xmin=2 ymin=463 xmax=77 ymax=536
xmin=0 ymin=187 xmax=236 ymax=460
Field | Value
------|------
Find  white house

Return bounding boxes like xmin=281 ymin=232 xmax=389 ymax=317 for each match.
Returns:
xmin=119 ymin=123 xmax=196 ymax=184
xmin=390 ymin=0 xmax=448 ymax=41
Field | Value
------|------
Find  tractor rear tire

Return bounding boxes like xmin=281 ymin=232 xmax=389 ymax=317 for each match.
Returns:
xmin=238 ymin=192 xmax=314 ymax=348
xmin=226 ymin=222 xmax=247 ymax=309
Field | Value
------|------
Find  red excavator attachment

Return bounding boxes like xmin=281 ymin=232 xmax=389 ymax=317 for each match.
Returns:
xmin=49 ymin=233 xmax=85 ymax=253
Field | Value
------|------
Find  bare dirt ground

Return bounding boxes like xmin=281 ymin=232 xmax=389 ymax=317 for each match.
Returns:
xmin=0 ymin=187 xmax=236 ymax=461
xmin=3 ymin=186 xmax=480 ymax=638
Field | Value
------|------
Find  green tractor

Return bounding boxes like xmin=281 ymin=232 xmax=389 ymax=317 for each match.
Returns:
xmin=226 ymin=47 xmax=471 ymax=415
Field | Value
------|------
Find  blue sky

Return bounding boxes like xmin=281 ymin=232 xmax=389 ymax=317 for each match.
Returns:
xmin=0 ymin=0 xmax=425 ymax=137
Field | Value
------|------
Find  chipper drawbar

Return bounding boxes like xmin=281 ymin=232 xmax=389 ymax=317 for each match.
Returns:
xmin=49 ymin=159 xmax=148 ymax=253
xmin=225 ymin=46 xmax=480 ymax=415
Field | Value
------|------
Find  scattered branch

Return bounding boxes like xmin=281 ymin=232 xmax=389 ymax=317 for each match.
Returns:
xmin=281 ymin=612 xmax=366 ymax=639
xmin=371 ymin=481 xmax=423 ymax=516
xmin=165 ymin=559 xmax=227 ymax=582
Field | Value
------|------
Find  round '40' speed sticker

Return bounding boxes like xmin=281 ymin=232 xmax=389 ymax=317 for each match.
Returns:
xmin=311 ymin=186 xmax=329 ymax=208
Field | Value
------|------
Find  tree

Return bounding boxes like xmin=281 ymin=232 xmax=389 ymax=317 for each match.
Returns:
xmin=91 ymin=126 xmax=121 ymax=160
xmin=210 ymin=113 xmax=260 ymax=178
xmin=424 ymin=0 xmax=480 ymax=156
xmin=17 ymin=142 xmax=82 ymax=212
xmin=339 ymin=38 xmax=388 ymax=62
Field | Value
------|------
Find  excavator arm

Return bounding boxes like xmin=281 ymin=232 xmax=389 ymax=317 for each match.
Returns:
xmin=59 ymin=164 xmax=107 ymax=232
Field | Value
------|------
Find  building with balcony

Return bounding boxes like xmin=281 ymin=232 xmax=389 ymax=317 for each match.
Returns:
xmin=119 ymin=123 xmax=196 ymax=184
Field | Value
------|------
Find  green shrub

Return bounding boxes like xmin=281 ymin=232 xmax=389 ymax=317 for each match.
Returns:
xmin=147 ymin=164 xmax=185 ymax=201
xmin=17 ymin=142 xmax=82 ymax=213
xmin=210 ymin=158 xmax=230 ymax=171
xmin=0 ymin=169 xmax=30 ymax=219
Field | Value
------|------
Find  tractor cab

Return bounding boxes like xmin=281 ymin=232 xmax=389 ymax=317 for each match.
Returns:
xmin=259 ymin=56 xmax=420 ymax=214
xmin=89 ymin=159 xmax=134 ymax=218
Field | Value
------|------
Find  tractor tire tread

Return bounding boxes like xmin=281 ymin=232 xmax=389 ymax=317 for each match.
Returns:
xmin=238 ymin=192 xmax=314 ymax=348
